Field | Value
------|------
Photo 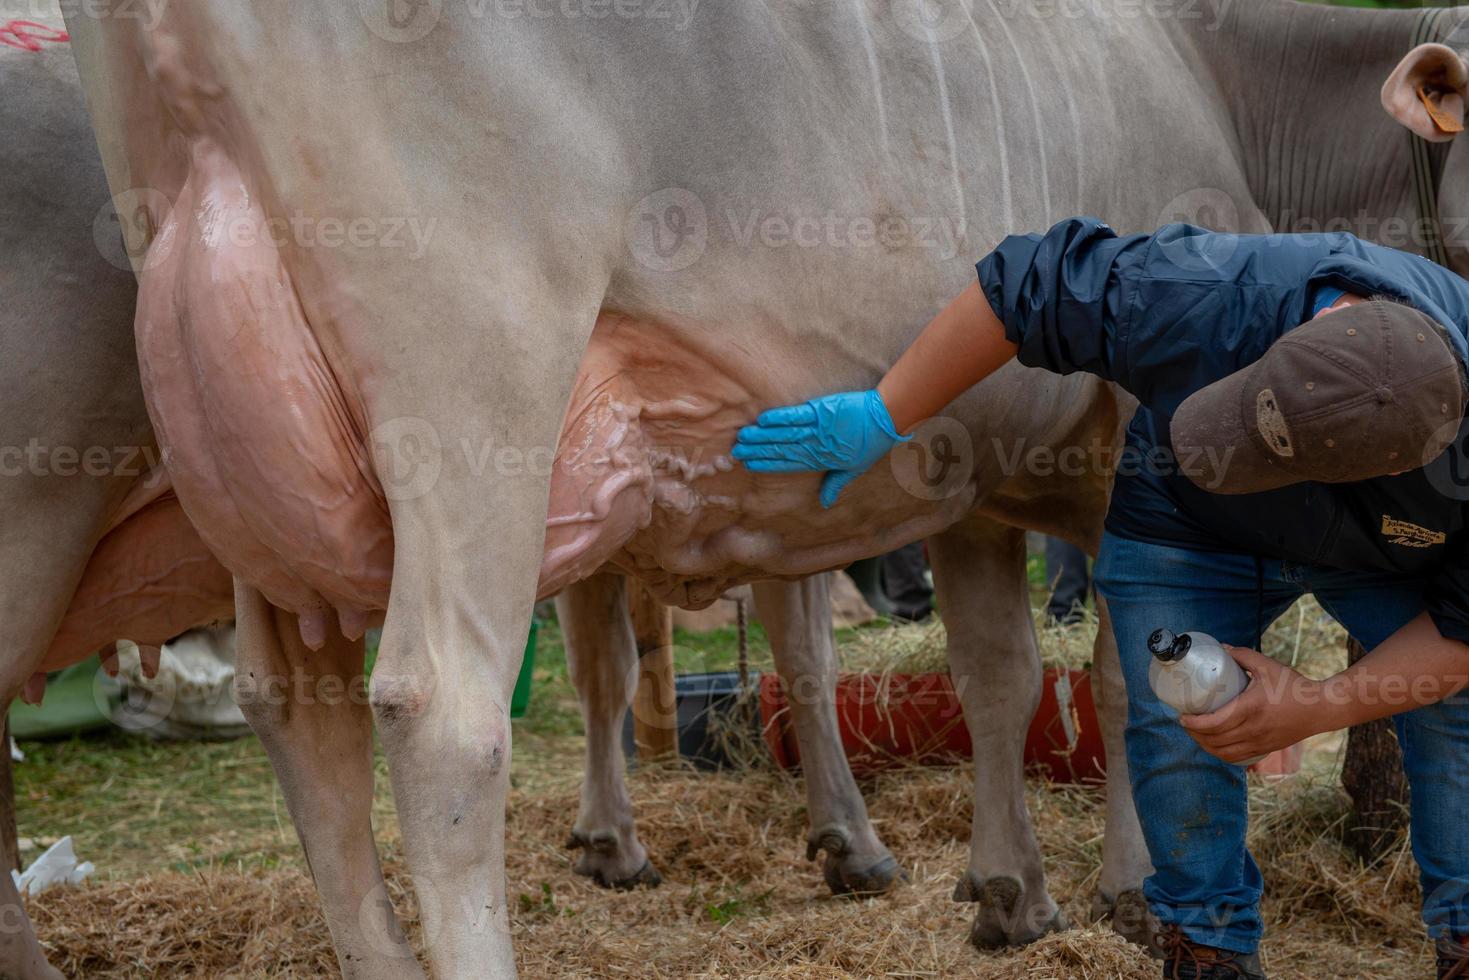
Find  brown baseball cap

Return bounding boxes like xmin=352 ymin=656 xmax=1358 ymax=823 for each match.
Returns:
xmin=1171 ymin=301 xmax=1466 ymax=494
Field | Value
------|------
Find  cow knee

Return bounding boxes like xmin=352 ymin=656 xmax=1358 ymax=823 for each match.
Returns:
xmin=368 ymin=670 xmax=436 ymax=737
xmin=370 ymin=670 xmax=508 ymax=788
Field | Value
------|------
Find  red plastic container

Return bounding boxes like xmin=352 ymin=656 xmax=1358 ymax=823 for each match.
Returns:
xmin=759 ymin=667 xmax=1106 ymax=783
xmin=758 ymin=668 xmax=1300 ymax=781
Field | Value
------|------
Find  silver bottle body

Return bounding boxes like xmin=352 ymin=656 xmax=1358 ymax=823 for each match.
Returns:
xmin=1148 ymin=631 xmax=1248 ymax=715
xmin=1148 ymin=632 xmax=1264 ymax=767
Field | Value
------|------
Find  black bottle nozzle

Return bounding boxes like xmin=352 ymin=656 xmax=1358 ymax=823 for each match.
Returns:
xmin=1147 ymin=628 xmax=1191 ymax=663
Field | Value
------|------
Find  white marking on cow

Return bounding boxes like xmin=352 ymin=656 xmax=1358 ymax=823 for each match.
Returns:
xmin=954 ymin=22 xmax=1012 ymax=229
xmin=923 ymin=42 xmax=972 ymax=238
xmin=984 ymin=0 xmax=1049 ymax=219
xmin=855 ymin=13 xmax=891 ymax=150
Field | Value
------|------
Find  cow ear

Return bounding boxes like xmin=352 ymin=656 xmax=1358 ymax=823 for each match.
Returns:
xmin=1382 ymin=42 xmax=1469 ymax=142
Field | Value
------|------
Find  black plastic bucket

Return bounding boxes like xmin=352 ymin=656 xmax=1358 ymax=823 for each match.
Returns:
xmin=619 ymin=670 xmax=760 ymax=771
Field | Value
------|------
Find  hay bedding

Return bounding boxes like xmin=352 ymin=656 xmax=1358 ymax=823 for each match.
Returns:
xmin=23 ymin=602 xmax=1418 ymax=977
xmin=23 ymin=761 xmax=1430 ymax=978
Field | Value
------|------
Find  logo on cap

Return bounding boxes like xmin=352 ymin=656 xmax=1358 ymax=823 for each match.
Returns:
xmin=1255 ymin=388 xmax=1295 ymax=458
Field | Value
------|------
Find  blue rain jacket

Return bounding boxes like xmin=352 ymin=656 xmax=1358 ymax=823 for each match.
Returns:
xmin=976 ymin=217 xmax=1469 ymax=642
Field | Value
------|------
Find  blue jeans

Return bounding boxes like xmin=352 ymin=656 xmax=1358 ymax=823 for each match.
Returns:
xmin=1095 ymin=531 xmax=1469 ymax=953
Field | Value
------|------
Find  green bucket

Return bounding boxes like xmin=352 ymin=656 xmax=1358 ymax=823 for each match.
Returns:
xmin=510 ymin=620 xmax=539 ymax=719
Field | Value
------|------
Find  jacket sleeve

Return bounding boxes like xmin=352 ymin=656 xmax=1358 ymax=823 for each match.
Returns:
xmin=978 ymin=217 xmax=1325 ymax=416
xmin=976 ymin=216 xmax=1151 ymax=384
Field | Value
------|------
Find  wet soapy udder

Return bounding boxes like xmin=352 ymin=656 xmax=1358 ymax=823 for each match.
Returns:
xmin=538 ymin=314 xmax=757 ymax=599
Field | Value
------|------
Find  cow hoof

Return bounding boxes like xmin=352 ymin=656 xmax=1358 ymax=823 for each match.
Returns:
xmin=1091 ymin=888 xmax=1161 ymax=956
xmin=601 ymin=859 xmax=663 ymax=891
xmin=566 ymin=828 xmax=660 ymax=890
xmin=807 ymin=825 xmax=906 ymax=897
xmin=822 ymin=853 xmax=907 ymax=897
xmin=959 ymin=874 xmax=1067 ymax=949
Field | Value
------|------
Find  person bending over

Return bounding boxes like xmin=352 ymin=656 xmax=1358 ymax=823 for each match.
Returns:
xmin=734 ymin=217 xmax=1469 ymax=980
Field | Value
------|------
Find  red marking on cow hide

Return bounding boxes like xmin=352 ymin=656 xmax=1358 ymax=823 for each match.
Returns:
xmin=0 ymin=20 xmax=69 ymax=52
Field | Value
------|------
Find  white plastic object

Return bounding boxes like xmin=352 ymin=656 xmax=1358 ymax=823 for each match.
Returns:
xmin=1147 ymin=629 xmax=1264 ymax=767
xmin=11 ymin=836 xmax=94 ymax=897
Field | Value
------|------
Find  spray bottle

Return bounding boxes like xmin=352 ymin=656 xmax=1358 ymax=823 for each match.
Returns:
xmin=1147 ymin=629 xmax=1263 ymax=767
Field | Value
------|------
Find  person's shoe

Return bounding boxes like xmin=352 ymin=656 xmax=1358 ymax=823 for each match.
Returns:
xmin=1157 ymin=925 xmax=1266 ymax=979
xmin=1439 ymin=935 xmax=1469 ymax=979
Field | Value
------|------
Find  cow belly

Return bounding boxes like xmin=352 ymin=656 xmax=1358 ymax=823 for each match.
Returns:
xmin=44 ymin=495 xmax=234 ymax=672
xmin=136 ymin=148 xmax=963 ymax=633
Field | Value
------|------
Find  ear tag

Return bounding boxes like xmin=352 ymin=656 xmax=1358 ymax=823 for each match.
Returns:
xmin=1418 ymin=83 xmax=1466 ymax=134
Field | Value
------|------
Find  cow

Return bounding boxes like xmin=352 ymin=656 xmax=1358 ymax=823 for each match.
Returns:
xmin=59 ymin=0 xmax=1469 ymax=977
xmin=3 ymin=14 xmax=1146 ymax=975
xmin=0 ymin=9 xmax=238 ymax=977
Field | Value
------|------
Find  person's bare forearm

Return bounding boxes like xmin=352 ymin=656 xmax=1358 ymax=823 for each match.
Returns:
xmin=876 ymin=281 xmax=1019 ymax=434
xmin=1319 ymin=612 xmax=1469 ymax=729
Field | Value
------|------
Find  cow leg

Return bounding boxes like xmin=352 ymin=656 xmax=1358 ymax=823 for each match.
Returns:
xmin=0 ymin=721 xmax=57 ymax=980
xmin=928 ymin=518 xmax=1065 ymax=948
xmin=750 ymin=576 xmax=904 ymax=896
xmin=1087 ymin=594 xmax=1156 ymax=949
xmin=558 ymin=574 xmax=660 ymax=890
xmin=366 ymin=319 xmax=591 ymax=978
xmin=0 ymin=523 xmax=96 ymax=979
xmin=233 ymin=584 xmax=421 ymax=979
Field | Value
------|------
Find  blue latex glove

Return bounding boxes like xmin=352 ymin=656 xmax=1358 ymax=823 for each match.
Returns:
xmin=732 ymin=389 xmax=910 ymax=508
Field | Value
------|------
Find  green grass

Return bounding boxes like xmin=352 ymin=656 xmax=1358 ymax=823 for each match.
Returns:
xmin=15 ymin=731 xmax=306 ymax=878
xmin=8 ymin=613 xmax=797 ymax=880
